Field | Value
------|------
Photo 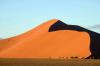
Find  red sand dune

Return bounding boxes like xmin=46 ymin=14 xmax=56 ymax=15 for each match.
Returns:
xmin=0 ymin=19 xmax=91 ymax=58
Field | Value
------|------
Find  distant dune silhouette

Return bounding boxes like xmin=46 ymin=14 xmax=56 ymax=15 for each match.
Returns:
xmin=89 ymin=24 xmax=100 ymax=29
xmin=0 ymin=19 xmax=100 ymax=59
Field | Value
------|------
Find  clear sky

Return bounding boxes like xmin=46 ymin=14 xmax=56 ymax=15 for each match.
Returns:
xmin=0 ymin=0 xmax=100 ymax=38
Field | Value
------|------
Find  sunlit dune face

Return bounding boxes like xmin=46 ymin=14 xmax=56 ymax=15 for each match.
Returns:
xmin=0 ymin=19 xmax=91 ymax=58
xmin=0 ymin=30 xmax=91 ymax=58
xmin=0 ymin=19 xmax=59 ymax=50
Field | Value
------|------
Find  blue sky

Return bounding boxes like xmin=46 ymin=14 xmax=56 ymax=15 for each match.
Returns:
xmin=0 ymin=0 xmax=100 ymax=38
